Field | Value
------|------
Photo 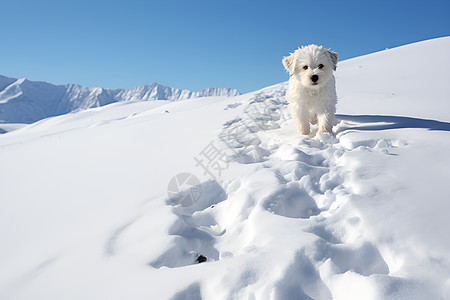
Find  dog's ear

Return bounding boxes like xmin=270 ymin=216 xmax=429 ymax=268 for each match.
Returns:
xmin=327 ymin=51 xmax=338 ymax=71
xmin=282 ymin=54 xmax=296 ymax=76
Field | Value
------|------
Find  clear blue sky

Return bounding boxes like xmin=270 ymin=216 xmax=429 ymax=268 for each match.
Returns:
xmin=1 ymin=0 xmax=449 ymax=93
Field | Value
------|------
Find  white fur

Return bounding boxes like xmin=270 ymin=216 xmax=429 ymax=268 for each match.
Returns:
xmin=282 ymin=44 xmax=338 ymax=135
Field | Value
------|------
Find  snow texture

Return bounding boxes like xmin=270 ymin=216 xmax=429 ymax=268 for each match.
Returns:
xmin=0 ymin=37 xmax=449 ymax=300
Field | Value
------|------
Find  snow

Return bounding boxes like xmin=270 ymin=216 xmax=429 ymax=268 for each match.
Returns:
xmin=336 ymin=37 xmax=450 ymax=122
xmin=0 ymin=36 xmax=449 ymax=299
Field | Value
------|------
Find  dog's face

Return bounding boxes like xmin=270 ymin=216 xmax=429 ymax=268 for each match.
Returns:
xmin=282 ymin=45 xmax=338 ymax=89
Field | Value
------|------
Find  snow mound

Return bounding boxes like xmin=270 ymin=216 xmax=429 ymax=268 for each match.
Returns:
xmin=336 ymin=36 xmax=450 ymax=122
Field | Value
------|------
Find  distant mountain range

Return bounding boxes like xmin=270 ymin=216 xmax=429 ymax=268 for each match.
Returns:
xmin=0 ymin=75 xmax=240 ymax=124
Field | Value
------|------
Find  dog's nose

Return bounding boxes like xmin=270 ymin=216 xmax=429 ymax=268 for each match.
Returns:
xmin=311 ymin=75 xmax=319 ymax=83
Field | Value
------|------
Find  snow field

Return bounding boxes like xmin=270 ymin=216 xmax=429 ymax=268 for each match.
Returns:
xmin=0 ymin=37 xmax=449 ymax=299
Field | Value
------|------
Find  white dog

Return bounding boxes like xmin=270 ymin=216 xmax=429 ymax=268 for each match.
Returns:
xmin=282 ymin=45 xmax=338 ymax=135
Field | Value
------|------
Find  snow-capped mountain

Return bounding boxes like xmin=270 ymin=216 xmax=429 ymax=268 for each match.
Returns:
xmin=0 ymin=76 xmax=240 ymax=124
xmin=0 ymin=37 xmax=449 ymax=300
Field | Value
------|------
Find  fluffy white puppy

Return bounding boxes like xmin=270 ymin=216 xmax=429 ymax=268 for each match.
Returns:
xmin=282 ymin=45 xmax=338 ymax=135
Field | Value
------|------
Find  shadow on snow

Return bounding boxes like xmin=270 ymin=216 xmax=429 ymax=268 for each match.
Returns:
xmin=336 ymin=114 xmax=450 ymax=133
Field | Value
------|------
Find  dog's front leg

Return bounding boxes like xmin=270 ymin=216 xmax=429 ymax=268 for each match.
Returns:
xmin=310 ymin=113 xmax=318 ymax=125
xmin=317 ymin=112 xmax=333 ymax=133
xmin=291 ymin=105 xmax=310 ymax=135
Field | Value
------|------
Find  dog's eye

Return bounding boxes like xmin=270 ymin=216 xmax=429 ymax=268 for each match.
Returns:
xmin=318 ymin=64 xmax=324 ymax=69
xmin=303 ymin=65 xmax=308 ymax=70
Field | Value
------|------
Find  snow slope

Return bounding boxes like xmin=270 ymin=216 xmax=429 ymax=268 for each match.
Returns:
xmin=0 ymin=36 xmax=449 ymax=300
xmin=0 ymin=77 xmax=240 ymax=124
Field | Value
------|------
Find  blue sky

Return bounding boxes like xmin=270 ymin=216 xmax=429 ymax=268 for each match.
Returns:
xmin=1 ymin=0 xmax=449 ymax=93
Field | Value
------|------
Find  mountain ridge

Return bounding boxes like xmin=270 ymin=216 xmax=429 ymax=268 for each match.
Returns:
xmin=0 ymin=75 xmax=240 ymax=124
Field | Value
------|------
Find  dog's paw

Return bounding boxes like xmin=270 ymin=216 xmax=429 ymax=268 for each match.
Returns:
xmin=298 ymin=126 xmax=311 ymax=135
xmin=318 ymin=124 xmax=333 ymax=134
